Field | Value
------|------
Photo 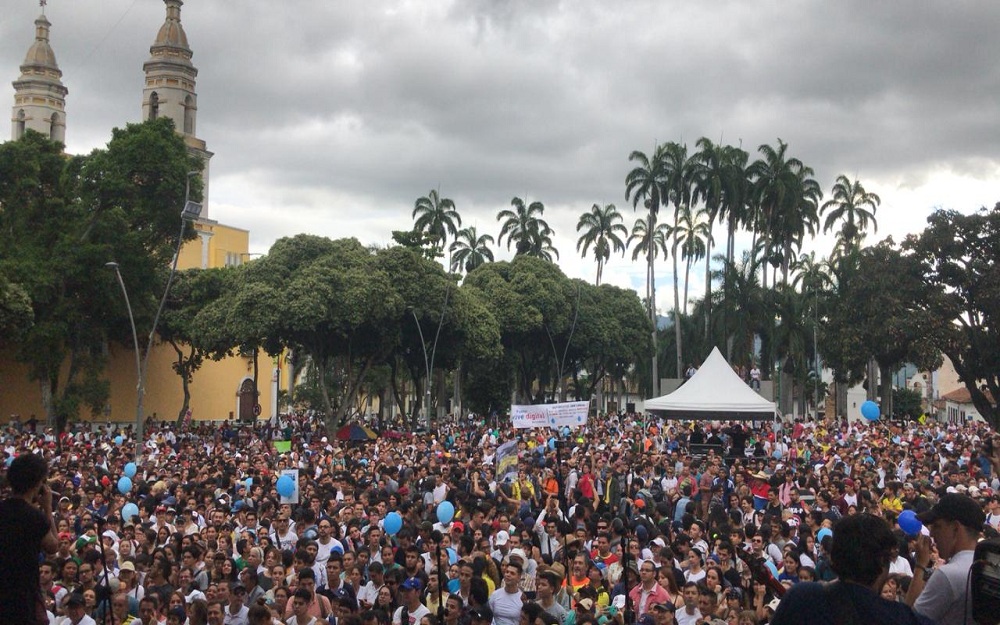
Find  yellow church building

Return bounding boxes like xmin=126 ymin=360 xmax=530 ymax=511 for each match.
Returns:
xmin=2 ymin=1 xmax=283 ymax=426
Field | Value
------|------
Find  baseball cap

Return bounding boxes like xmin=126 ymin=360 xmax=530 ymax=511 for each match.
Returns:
xmin=400 ymin=577 xmax=423 ymax=591
xmin=119 ymin=561 xmax=136 ymax=572
xmin=577 ymin=598 xmax=594 ymax=611
xmin=652 ymin=602 xmax=676 ymax=613
xmin=638 ymin=616 xmax=656 ymax=625
xmin=495 ymin=530 xmax=510 ymax=546
xmin=917 ymin=493 xmax=986 ymax=530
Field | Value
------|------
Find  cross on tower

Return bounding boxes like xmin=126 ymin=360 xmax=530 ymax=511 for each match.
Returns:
xmin=40 ymin=0 xmax=47 ymax=13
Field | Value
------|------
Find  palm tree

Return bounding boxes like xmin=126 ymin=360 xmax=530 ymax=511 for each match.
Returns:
xmin=449 ymin=226 xmax=495 ymax=273
xmin=673 ymin=205 xmax=711 ymax=315
xmin=413 ymin=189 xmax=461 ymax=251
xmin=820 ymin=175 xmax=881 ymax=251
xmin=749 ymin=139 xmax=818 ymax=380
xmin=626 ymin=145 xmax=668 ymax=395
xmin=694 ymin=138 xmax=724 ymax=342
xmin=497 ymin=197 xmax=558 ymax=261
xmin=576 ymin=203 xmax=627 ymax=285
xmin=627 ymin=216 xmax=673 ymax=312
xmin=660 ymin=142 xmax=701 ymax=376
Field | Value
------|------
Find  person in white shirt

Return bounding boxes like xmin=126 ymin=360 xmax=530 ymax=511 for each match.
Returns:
xmin=392 ymin=577 xmax=430 ymax=625
xmin=59 ymin=593 xmax=97 ymax=625
xmin=487 ymin=561 xmax=524 ymax=625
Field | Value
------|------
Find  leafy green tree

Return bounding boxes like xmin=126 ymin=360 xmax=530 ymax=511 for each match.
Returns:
xmin=576 ymin=203 xmax=627 ymax=285
xmin=449 ymin=227 xmax=495 ymax=273
xmin=893 ymin=386 xmax=923 ymax=419
xmin=904 ymin=204 xmax=1000 ymax=429
xmin=412 ymin=188 xmax=461 ymax=251
xmin=0 ymin=120 xmax=200 ymax=430
xmin=390 ymin=229 xmax=443 ymax=261
xmin=822 ymin=240 xmax=943 ymax=417
xmin=497 ymin=197 xmax=558 ymax=261
xmin=0 ymin=274 xmax=33 ymax=340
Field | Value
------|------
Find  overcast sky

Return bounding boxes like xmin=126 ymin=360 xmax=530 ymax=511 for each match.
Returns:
xmin=3 ymin=0 xmax=999 ymax=311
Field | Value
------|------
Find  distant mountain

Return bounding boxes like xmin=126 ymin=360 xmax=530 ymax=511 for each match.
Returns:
xmin=656 ymin=314 xmax=671 ymax=330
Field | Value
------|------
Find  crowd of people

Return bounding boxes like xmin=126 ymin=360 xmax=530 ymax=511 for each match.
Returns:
xmin=2 ymin=411 xmax=998 ymax=625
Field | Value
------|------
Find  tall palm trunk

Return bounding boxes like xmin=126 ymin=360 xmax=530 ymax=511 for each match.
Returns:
xmin=704 ymin=230 xmax=712 ymax=344
xmin=648 ymin=210 xmax=659 ymax=397
xmin=683 ymin=254 xmax=692 ymax=316
xmin=672 ymin=229 xmax=683 ymax=378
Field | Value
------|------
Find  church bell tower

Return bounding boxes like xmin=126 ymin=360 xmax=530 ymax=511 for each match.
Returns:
xmin=11 ymin=7 xmax=67 ymax=143
xmin=143 ymin=0 xmax=213 ymax=216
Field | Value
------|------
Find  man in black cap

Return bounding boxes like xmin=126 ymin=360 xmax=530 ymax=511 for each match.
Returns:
xmin=905 ymin=493 xmax=984 ymax=625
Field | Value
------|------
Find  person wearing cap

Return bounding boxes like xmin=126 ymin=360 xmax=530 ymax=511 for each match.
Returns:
xmin=650 ymin=601 xmax=676 ymax=625
xmin=771 ymin=513 xmax=932 ymax=625
xmin=392 ymin=577 xmax=430 ymax=625
xmin=0 ymin=453 xmax=59 ymax=625
xmin=905 ymin=493 xmax=984 ymax=625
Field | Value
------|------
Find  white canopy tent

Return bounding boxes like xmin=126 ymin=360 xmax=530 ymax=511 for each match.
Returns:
xmin=645 ymin=347 xmax=777 ymax=420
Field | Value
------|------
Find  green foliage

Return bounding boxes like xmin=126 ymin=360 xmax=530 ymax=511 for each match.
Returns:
xmin=893 ymin=386 xmax=923 ymax=419
xmin=0 ymin=120 xmax=200 ymax=429
xmin=904 ymin=204 xmax=1000 ymax=429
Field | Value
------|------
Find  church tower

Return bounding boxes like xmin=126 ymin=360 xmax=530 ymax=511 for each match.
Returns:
xmin=11 ymin=10 xmax=68 ymax=143
xmin=143 ymin=0 xmax=213 ymax=216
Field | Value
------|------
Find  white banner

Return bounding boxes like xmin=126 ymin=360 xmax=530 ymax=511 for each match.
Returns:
xmin=511 ymin=401 xmax=589 ymax=429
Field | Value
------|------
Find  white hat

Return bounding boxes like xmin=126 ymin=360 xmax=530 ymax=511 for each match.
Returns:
xmin=495 ymin=530 xmax=510 ymax=546
xmin=507 ymin=548 xmax=527 ymax=562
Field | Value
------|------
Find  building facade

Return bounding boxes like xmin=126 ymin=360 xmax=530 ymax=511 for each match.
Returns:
xmin=2 ymin=0 xmax=283 ymax=426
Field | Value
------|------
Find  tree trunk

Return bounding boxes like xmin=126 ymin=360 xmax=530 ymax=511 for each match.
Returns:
xmin=704 ymin=230 xmax=713 ymax=344
xmin=312 ymin=353 xmax=335 ymax=427
xmin=648 ymin=210 xmax=659 ymax=397
xmin=673 ymin=238 xmax=683 ymax=379
xmin=879 ymin=362 xmax=893 ymax=418
xmin=683 ymin=256 xmax=691 ymax=316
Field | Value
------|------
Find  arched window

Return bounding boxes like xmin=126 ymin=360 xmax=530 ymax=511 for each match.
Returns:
xmin=183 ymin=95 xmax=195 ymax=134
xmin=149 ymin=92 xmax=159 ymax=120
xmin=15 ymin=109 xmax=26 ymax=139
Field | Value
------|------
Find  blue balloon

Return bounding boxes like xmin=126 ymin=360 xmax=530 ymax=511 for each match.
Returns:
xmin=124 ymin=462 xmax=137 ymax=478
xmin=437 ymin=501 xmax=455 ymax=525
xmin=548 ymin=438 xmax=556 ymax=452
xmin=114 ymin=435 xmax=124 ymax=446
xmin=276 ymin=475 xmax=295 ymax=498
xmin=122 ymin=503 xmax=139 ymax=522
xmin=117 ymin=476 xmax=132 ymax=494
xmin=245 ymin=477 xmax=253 ymax=490
xmin=817 ymin=527 xmax=833 ymax=543
xmin=860 ymin=400 xmax=880 ymax=421
xmin=898 ymin=509 xmax=923 ymax=536
xmin=384 ymin=511 xmax=403 ymax=536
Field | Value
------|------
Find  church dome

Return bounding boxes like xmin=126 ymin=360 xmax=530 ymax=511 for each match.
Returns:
xmin=21 ymin=15 xmax=60 ymax=73
xmin=151 ymin=0 xmax=191 ymax=52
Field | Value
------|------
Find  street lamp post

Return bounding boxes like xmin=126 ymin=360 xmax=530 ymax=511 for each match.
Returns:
xmin=107 ymin=172 xmax=202 ymax=442
xmin=106 ymin=262 xmax=142 ymax=434
xmin=410 ymin=285 xmax=451 ymax=428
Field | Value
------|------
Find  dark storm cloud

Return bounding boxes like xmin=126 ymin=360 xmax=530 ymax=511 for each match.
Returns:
xmin=2 ymin=0 xmax=998 ymax=287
